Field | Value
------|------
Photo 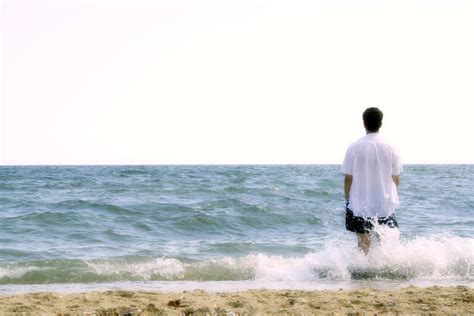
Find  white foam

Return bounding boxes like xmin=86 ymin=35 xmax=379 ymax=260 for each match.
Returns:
xmin=2 ymin=234 xmax=472 ymax=285
xmin=0 ymin=265 xmax=45 ymax=279
xmin=85 ymin=257 xmax=186 ymax=280
xmin=235 ymin=232 xmax=474 ymax=282
xmin=77 ymin=233 xmax=474 ymax=283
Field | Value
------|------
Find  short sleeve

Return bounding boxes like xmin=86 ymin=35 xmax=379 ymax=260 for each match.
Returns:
xmin=392 ymin=147 xmax=402 ymax=176
xmin=341 ymin=146 xmax=353 ymax=175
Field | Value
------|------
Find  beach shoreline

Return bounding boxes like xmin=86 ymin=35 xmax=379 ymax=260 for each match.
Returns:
xmin=1 ymin=285 xmax=472 ymax=315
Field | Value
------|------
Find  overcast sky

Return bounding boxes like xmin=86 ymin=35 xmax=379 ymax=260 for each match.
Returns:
xmin=1 ymin=0 xmax=473 ymax=165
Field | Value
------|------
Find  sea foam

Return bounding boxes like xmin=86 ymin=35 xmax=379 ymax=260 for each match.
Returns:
xmin=1 ymin=234 xmax=471 ymax=285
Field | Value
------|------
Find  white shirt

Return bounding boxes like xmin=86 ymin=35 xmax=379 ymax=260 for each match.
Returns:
xmin=342 ymin=133 xmax=402 ymax=217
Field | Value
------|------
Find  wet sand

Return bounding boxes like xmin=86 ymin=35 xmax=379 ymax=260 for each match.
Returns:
xmin=0 ymin=285 xmax=473 ymax=315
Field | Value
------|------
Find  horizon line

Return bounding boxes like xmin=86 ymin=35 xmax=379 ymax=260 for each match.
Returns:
xmin=1 ymin=163 xmax=473 ymax=167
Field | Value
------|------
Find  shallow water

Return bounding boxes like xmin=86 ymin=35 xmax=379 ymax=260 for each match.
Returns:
xmin=0 ymin=165 xmax=472 ymax=293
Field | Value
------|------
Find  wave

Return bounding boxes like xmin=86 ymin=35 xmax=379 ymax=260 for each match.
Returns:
xmin=50 ymin=200 xmax=134 ymax=214
xmin=1 ymin=234 xmax=472 ymax=285
xmin=4 ymin=200 xmax=140 ymax=222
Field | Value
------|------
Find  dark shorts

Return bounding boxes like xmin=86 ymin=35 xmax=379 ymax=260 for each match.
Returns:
xmin=345 ymin=208 xmax=398 ymax=234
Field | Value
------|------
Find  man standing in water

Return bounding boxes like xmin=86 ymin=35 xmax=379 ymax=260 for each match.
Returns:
xmin=342 ymin=107 xmax=402 ymax=254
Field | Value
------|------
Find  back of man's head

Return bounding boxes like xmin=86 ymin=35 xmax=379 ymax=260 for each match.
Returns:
xmin=363 ymin=107 xmax=383 ymax=132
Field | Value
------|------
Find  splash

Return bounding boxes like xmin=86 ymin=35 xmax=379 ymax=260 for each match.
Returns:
xmin=0 ymin=234 xmax=472 ymax=285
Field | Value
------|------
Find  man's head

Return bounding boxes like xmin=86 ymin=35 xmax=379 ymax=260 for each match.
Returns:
xmin=363 ymin=107 xmax=383 ymax=133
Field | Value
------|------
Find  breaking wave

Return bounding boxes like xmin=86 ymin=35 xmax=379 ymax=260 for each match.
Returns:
xmin=1 ymin=234 xmax=472 ymax=285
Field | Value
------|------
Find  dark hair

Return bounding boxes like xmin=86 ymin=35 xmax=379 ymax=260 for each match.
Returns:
xmin=363 ymin=107 xmax=383 ymax=132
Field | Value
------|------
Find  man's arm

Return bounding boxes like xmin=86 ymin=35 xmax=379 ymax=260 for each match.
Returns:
xmin=392 ymin=175 xmax=400 ymax=189
xmin=344 ymin=174 xmax=353 ymax=200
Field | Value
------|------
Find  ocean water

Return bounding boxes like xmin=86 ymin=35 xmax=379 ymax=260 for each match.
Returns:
xmin=0 ymin=165 xmax=472 ymax=294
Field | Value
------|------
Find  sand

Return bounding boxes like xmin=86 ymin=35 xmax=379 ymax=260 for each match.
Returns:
xmin=0 ymin=286 xmax=472 ymax=315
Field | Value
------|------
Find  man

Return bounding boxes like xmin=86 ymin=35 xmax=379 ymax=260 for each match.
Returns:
xmin=342 ymin=107 xmax=402 ymax=254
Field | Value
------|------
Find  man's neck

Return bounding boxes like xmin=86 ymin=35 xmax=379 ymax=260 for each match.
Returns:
xmin=365 ymin=131 xmax=379 ymax=135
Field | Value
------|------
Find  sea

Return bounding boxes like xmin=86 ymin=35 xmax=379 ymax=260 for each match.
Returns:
xmin=0 ymin=165 xmax=472 ymax=294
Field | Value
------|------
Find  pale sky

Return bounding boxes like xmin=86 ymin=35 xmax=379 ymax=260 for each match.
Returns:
xmin=1 ymin=0 xmax=473 ymax=165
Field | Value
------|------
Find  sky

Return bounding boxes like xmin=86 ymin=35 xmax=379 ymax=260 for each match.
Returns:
xmin=1 ymin=0 xmax=473 ymax=165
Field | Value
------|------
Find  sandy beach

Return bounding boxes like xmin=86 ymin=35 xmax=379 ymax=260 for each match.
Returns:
xmin=0 ymin=286 xmax=472 ymax=315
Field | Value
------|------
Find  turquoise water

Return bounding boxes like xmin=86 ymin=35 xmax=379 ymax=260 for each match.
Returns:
xmin=0 ymin=165 xmax=473 ymax=293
